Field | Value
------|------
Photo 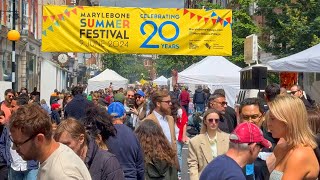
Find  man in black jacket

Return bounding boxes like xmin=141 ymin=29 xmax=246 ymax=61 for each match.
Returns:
xmin=290 ymin=85 xmax=313 ymax=109
xmin=64 ymin=86 xmax=93 ymax=120
xmin=193 ymin=86 xmax=206 ymax=113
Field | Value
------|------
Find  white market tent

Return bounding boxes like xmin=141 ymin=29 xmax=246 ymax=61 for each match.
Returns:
xmin=153 ymin=75 xmax=168 ymax=86
xmin=178 ymin=56 xmax=241 ymax=107
xmin=266 ymin=43 xmax=320 ymax=73
xmin=266 ymin=43 xmax=320 ymax=103
xmin=87 ymin=68 xmax=128 ymax=92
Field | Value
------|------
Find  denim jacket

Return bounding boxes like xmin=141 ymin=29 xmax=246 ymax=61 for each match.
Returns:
xmin=0 ymin=126 xmax=38 ymax=169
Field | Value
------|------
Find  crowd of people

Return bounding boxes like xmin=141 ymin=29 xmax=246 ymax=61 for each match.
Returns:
xmin=0 ymin=82 xmax=318 ymax=180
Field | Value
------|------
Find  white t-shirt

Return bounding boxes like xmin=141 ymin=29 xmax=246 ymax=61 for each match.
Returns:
xmin=37 ymin=143 xmax=91 ymax=180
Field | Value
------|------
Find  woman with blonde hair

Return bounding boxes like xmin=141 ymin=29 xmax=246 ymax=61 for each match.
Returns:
xmin=188 ymin=109 xmax=230 ymax=180
xmin=268 ymin=95 xmax=319 ymax=180
xmin=54 ymin=117 xmax=124 ymax=180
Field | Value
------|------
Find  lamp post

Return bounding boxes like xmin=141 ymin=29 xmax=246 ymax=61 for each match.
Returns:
xmin=7 ymin=0 xmax=19 ymax=90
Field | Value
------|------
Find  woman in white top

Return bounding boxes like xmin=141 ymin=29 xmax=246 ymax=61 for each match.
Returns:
xmin=268 ymin=95 xmax=319 ymax=180
xmin=187 ymin=109 xmax=230 ymax=180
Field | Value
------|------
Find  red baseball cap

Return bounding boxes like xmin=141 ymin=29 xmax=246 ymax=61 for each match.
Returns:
xmin=230 ymin=122 xmax=271 ymax=149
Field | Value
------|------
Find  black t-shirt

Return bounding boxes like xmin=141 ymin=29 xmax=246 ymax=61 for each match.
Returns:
xmin=200 ymin=154 xmax=246 ymax=180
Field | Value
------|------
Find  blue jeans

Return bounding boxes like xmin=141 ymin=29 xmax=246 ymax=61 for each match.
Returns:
xmin=176 ymin=141 xmax=183 ymax=176
xmin=195 ymin=103 xmax=205 ymax=113
xmin=8 ymin=168 xmax=38 ymax=180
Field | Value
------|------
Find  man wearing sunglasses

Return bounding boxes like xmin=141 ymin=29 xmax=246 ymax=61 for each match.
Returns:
xmin=144 ymin=90 xmax=180 ymax=171
xmin=290 ymin=85 xmax=313 ymax=109
xmin=208 ymin=93 xmax=236 ymax=134
xmin=130 ymin=90 xmax=147 ymax=129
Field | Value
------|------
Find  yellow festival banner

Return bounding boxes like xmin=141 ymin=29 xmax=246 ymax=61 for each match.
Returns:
xmin=42 ymin=5 xmax=232 ymax=56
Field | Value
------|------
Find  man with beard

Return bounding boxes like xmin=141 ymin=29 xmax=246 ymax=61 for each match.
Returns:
xmin=1 ymin=89 xmax=15 ymax=124
xmin=143 ymin=90 xmax=180 ymax=171
xmin=130 ymin=90 xmax=147 ymax=129
xmin=124 ymin=90 xmax=135 ymax=129
xmin=9 ymin=104 xmax=91 ymax=180
xmin=144 ymin=90 xmax=175 ymax=145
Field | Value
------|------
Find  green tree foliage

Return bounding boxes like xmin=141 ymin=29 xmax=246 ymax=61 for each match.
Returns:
xmin=156 ymin=0 xmax=259 ymax=75
xmin=256 ymin=0 xmax=320 ymax=57
xmin=229 ymin=0 xmax=260 ymax=67
xmin=155 ymin=55 xmax=205 ymax=78
xmin=101 ymin=54 xmax=148 ymax=83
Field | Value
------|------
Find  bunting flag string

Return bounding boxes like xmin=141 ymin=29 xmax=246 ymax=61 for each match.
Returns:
xmin=197 ymin=15 xmax=202 ymax=22
xmin=43 ymin=16 xmax=48 ymax=22
xmin=180 ymin=9 xmax=231 ymax=27
xmin=190 ymin=12 xmax=195 ymax=19
xmin=42 ymin=7 xmax=83 ymax=36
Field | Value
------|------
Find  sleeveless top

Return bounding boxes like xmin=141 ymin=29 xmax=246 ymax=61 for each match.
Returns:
xmin=269 ymin=170 xmax=283 ymax=180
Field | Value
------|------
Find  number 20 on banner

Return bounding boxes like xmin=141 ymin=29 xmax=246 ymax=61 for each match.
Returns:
xmin=140 ymin=20 xmax=180 ymax=49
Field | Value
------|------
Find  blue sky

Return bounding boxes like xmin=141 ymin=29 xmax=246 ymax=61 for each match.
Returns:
xmin=100 ymin=0 xmax=185 ymax=8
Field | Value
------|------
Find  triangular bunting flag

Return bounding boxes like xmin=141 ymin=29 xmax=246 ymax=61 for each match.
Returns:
xmin=43 ymin=16 xmax=48 ymax=22
xmin=48 ymin=26 xmax=54 ymax=32
xmin=190 ymin=13 xmax=195 ymax=19
xmin=77 ymin=6 xmax=84 ymax=10
xmin=223 ymin=20 xmax=228 ymax=27
xmin=58 ymin=14 xmax=64 ymax=20
xmin=216 ymin=17 xmax=220 ymax=23
xmin=72 ymin=8 xmax=77 ymax=15
xmin=42 ymin=30 xmax=47 ymax=36
xmin=226 ymin=17 xmax=231 ymax=24
xmin=54 ymin=21 xmax=60 ymax=27
xmin=204 ymin=17 xmax=209 ymax=24
xmin=64 ymin=9 xmax=68 ymax=13
xmin=211 ymin=12 xmax=217 ymax=17
xmin=219 ymin=18 xmax=224 ymax=25
xmin=197 ymin=15 xmax=202 ymax=22
xmin=50 ymin=15 xmax=55 ymax=21
xmin=212 ymin=19 xmax=217 ymax=25
xmin=183 ymin=9 xmax=189 ymax=15
xmin=65 ymin=11 xmax=71 ymax=17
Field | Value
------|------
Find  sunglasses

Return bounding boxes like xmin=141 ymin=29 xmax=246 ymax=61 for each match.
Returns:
xmin=214 ymin=101 xmax=228 ymax=106
xmin=241 ymin=114 xmax=262 ymax=120
xmin=161 ymin=100 xmax=172 ymax=104
xmin=135 ymin=95 xmax=142 ymax=99
xmin=208 ymin=118 xmax=219 ymax=123
xmin=290 ymin=90 xmax=298 ymax=94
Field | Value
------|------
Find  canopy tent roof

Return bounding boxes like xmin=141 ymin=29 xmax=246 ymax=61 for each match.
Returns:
xmin=267 ymin=43 xmax=320 ymax=73
xmin=178 ymin=56 xmax=241 ymax=85
xmin=153 ymin=75 xmax=168 ymax=86
xmin=87 ymin=68 xmax=128 ymax=91
xmin=178 ymin=56 xmax=241 ymax=107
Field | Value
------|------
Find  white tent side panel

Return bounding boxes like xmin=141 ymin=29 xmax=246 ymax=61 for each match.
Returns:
xmin=87 ymin=69 xmax=128 ymax=92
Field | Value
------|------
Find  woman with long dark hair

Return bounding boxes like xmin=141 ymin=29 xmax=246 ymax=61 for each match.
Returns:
xmin=135 ymin=120 xmax=178 ymax=180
